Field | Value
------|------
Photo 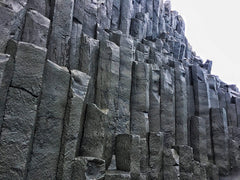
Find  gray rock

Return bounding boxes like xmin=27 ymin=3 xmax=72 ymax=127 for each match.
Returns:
xmin=82 ymin=3 xmax=97 ymax=38
xmin=149 ymin=132 xmax=164 ymax=180
xmin=11 ymin=42 xmax=47 ymax=96
xmin=27 ymin=60 xmax=70 ymax=180
xmin=115 ymin=134 xmax=141 ymax=179
xmin=69 ymin=21 xmax=82 ymax=70
xmin=160 ymin=65 xmax=175 ymax=147
xmin=79 ymin=33 xmax=99 ymax=102
xmin=21 ymin=10 xmax=50 ymax=47
xmin=149 ymin=68 xmax=161 ymax=133
xmin=0 ymin=53 xmax=13 ymax=130
xmin=193 ymin=161 xmax=207 ymax=180
xmin=105 ymin=170 xmax=131 ymax=180
xmin=130 ymin=62 xmax=150 ymax=137
xmin=140 ymin=138 xmax=149 ymax=174
xmin=210 ymin=108 xmax=230 ymax=175
xmin=71 ymin=156 xmax=105 ymax=180
xmin=192 ymin=65 xmax=212 ymax=161
xmin=57 ymin=70 xmax=90 ymax=180
xmin=236 ymin=98 xmax=240 ymax=127
xmin=176 ymin=145 xmax=194 ymax=173
xmin=117 ymin=34 xmax=134 ymax=134
xmin=0 ymin=88 xmax=37 ymax=179
xmin=119 ymin=0 xmax=132 ymax=34
xmin=175 ymin=62 xmax=188 ymax=145
xmin=111 ymin=0 xmax=121 ymax=30
xmin=0 ymin=42 xmax=46 ymax=179
xmin=47 ymin=0 xmax=74 ymax=66
xmin=26 ymin=0 xmax=50 ymax=17
xmin=79 ymin=103 xmax=111 ymax=166
xmin=190 ymin=116 xmax=208 ymax=163
xmin=205 ymin=163 xmax=219 ymax=180
xmin=207 ymin=75 xmax=219 ymax=108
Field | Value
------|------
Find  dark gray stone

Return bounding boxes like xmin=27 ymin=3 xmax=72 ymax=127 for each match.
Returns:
xmin=149 ymin=68 xmax=161 ymax=133
xmin=57 ymin=71 xmax=90 ymax=180
xmin=115 ymin=134 xmax=141 ymax=179
xmin=130 ymin=62 xmax=150 ymax=138
xmin=69 ymin=21 xmax=82 ymax=70
xmin=27 ymin=60 xmax=70 ymax=180
xmin=149 ymin=132 xmax=164 ymax=180
xmin=190 ymin=116 xmax=208 ymax=163
xmin=79 ymin=103 xmax=111 ymax=166
xmin=0 ymin=42 xmax=46 ymax=179
xmin=79 ymin=33 xmax=99 ymax=103
xmin=192 ymin=65 xmax=212 ymax=161
xmin=47 ymin=0 xmax=74 ymax=66
xmin=71 ymin=156 xmax=105 ymax=180
xmin=175 ymin=62 xmax=188 ymax=145
xmin=119 ymin=0 xmax=132 ymax=34
xmin=160 ymin=65 xmax=175 ymax=147
xmin=105 ymin=170 xmax=130 ymax=180
xmin=22 ymin=10 xmax=50 ymax=47
xmin=210 ymin=108 xmax=230 ymax=175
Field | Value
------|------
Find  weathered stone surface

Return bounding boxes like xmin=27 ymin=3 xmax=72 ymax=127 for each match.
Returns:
xmin=207 ymin=75 xmax=219 ymax=108
xmin=140 ymin=138 xmax=149 ymax=174
xmin=71 ymin=156 xmax=105 ymax=180
xmin=192 ymin=65 xmax=212 ymax=160
xmin=149 ymin=132 xmax=164 ymax=180
xmin=205 ymin=163 xmax=219 ymax=180
xmin=0 ymin=42 xmax=46 ymax=179
xmin=115 ymin=134 xmax=141 ymax=179
xmin=119 ymin=0 xmax=132 ymax=34
xmin=193 ymin=161 xmax=207 ymax=180
xmin=0 ymin=53 xmax=13 ymax=130
xmin=79 ymin=33 xmax=99 ymax=102
xmin=175 ymin=62 xmax=188 ymax=145
xmin=105 ymin=170 xmax=130 ymax=180
xmin=160 ymin=65 xmax=175 ymax=147
xmin=27 ymin=60 xmax=70 ymax=180
xmin=47 ymin=0 xmax=74 ymax=66
xmin=79 ymin=103 xmax=111 ymax=165
xmin=236 ymin=98 xmax=240 ymax=127
xmin=0 ymin=4 xmax=25 ymax=52
xmin=190 ymin=116 xmax=208 ymax=163
xmin=0 ymin=88 xmax=37 ymax=179
xmin=117 ymin=34 xmax=134 ymax=134
xmin=11 ymin=42 xmax=47 ymax=96
xmin=26 ymin=0 xmax=50 ymax=17
xmin=131 ymin=62 xmax=150 ymax=138
xmin=175 ymin=145 xmax=194 ymax=173
xmin=69 ymin=21 xmax=82 ymax=70
xmin=57 ymin=70 xmax=90 ymax=180
xmin=210 ymin=108 xmax=230 ymax=175
xmin=149 ymin=68 xmax=161 ymax=133
xmin=22 ymin=10 xmax=50 ymax=47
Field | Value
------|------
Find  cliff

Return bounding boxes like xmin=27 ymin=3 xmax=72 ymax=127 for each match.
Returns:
xmin=0 ymin=0 xmax=239 ymax=179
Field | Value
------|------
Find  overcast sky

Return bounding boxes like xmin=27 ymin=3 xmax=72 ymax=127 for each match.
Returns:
xmin=169 ymin=0 xmax=240 ymax=88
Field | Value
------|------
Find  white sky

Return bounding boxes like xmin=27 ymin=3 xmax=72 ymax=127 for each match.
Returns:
xmin=170 ymin=0 xmax=240 ymax=88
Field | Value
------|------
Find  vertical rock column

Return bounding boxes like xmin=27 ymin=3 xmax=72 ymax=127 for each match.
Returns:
xmin=115 ymin=134 xmax=141 ymax=179
xmin=190 ymin=116 xmax=208 ymax=163
xmin=0 ymin=42 xmax=46 ymax=179
xmin=207 ymin=75 xmax=219 ymax=109
xmin=0 ymin=54 xmax=13 ymax=130
xmin=119 ymin=0 xmax=132 ymax=34
xmin=57 ymin=71 xmax=90 ymax=180
xmin=210 ymin=108 xmax=230 ymax=175
xmin=117 ymin=34 xmax=134 ymax=134
xmin=79 ymin=34 xmax=99 ymax=103
xmin=160 ymin=65 xmax=175 ymax=147
xmin=175 ymin=62 xmax=188 ymax=145
xmin=47 ymin=0 xmax=74 ymax=66
xmin=27 ymin=60 xmax=70 ymax=180
xmin=149 ymin=67 xmax=161 ymax=133
xmin=149 ymin=132 xmax=164 ymax=179
xmin=192 ymin=65 xmax=212 ymax=160
xmin=130 ymin=61 xmax=150 ymax=138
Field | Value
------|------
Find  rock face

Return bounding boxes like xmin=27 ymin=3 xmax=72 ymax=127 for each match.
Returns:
xmin=0 ymin=0 xmax=239 ymax=179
